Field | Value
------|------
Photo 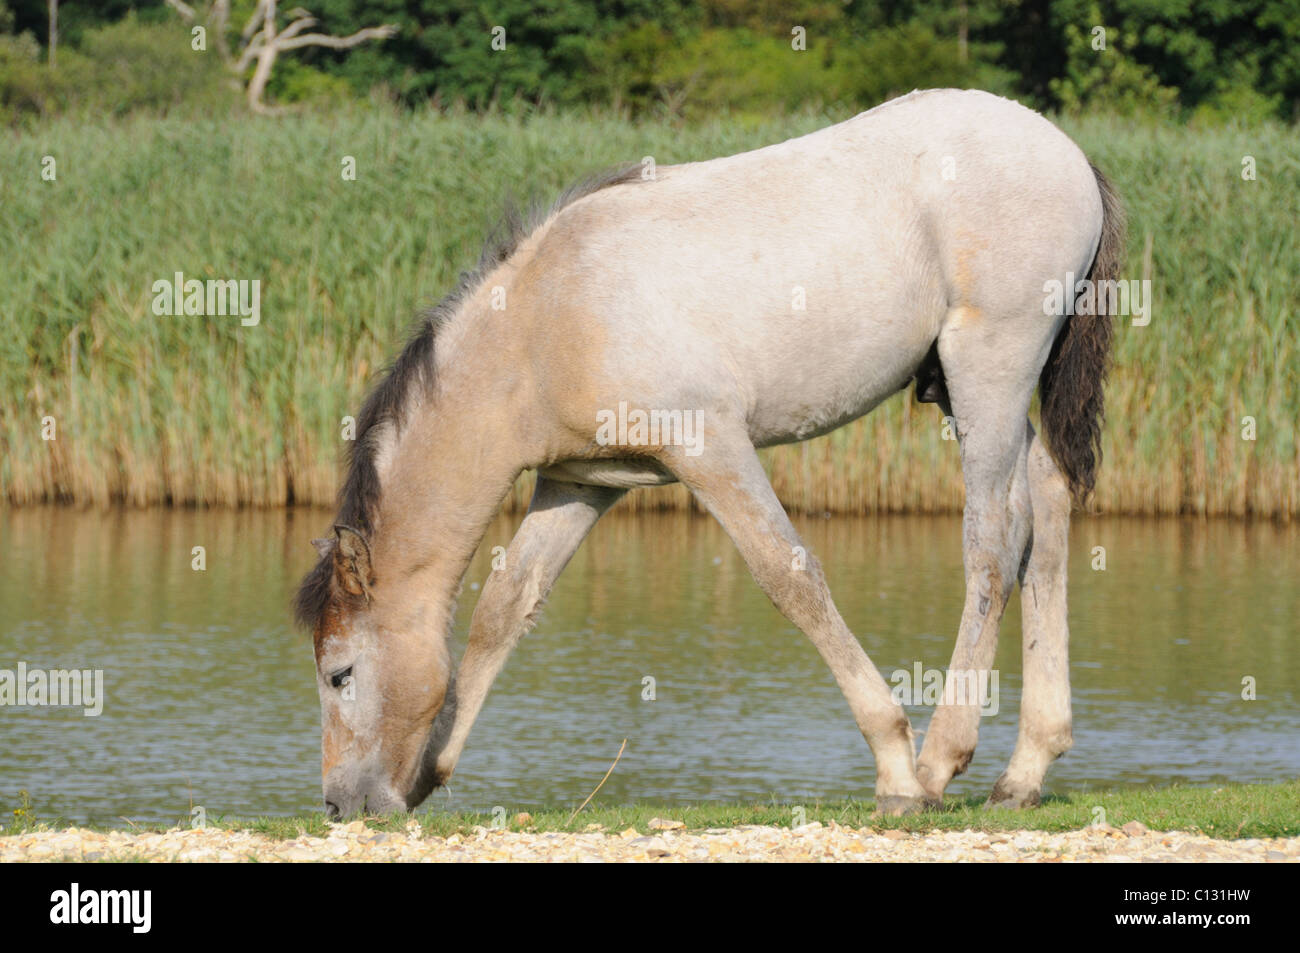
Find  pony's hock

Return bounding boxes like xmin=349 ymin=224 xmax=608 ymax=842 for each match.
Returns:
xmin=295 ymin=89 xmax=1123 ymax=818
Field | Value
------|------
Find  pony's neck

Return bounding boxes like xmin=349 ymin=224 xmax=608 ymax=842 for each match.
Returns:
xmin=367 ymin=336 xmax=524 ymax=626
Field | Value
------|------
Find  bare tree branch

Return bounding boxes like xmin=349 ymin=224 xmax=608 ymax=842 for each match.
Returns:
xmin=277 ymin=16 xmax=320 ymax=43
xmin=233 ymin=34 xmax=266 ymax=74
xmin=161 ymin=0 xmax=398 ymax=114
xmin=163 ymin=0 xmax=197 ymax=22
xmin=48 ymin=0 xmax=58 ymax=69
xmin=278 ymin=25 xmax=398 ymax=52
xmin=210 ymin=0 xmax=231 ymax=60
xmin=241 ymin=0 xmax=269 ymax=42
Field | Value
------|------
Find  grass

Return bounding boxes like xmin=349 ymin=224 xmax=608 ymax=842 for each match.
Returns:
xmin=1 ymin=106 xmax=1296 ymax=516
xmin=8 ymin=781 xmax=1299 ymax=841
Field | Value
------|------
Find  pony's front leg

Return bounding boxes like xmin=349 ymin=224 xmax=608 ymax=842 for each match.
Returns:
xmin=665 ymin=432 xmax=927 ymax=815
xmin=423 ymin=477 xmax=625 ymax=787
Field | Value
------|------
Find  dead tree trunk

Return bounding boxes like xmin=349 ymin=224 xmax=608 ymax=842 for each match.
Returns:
xmin=48 ymin=0 xmax=57 ymax=68
xmin=167 ymin=0 xmax=397 ymax=114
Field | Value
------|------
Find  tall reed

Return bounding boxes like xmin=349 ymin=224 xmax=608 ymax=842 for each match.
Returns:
xmin=1 ymin=108 xmax=1295 ymax=517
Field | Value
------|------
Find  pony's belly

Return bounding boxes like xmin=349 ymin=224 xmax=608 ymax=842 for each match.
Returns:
xmin=745 ymin=347 xmax=923 ymax=448
xmin=539 ymin=459 xmax=678 ymax=488
xmin=749 ymin=393 xmax=890 ymax=448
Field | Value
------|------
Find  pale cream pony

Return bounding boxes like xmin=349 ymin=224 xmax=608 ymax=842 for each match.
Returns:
xmin=296 ymin=88 xmax=1124 ymax=818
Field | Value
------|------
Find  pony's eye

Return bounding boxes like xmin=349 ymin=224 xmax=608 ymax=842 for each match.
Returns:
xmin=330 ymin=666 xmax=353 ymax=689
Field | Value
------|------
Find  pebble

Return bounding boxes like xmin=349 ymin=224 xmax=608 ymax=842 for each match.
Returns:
xmin=629 ymin=836 xmax=673 ymax=857
xmin=2 ymin=825 xmax=1295 ymax=863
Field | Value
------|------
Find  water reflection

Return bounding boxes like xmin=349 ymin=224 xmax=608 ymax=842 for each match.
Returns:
xmin=1 ymin=506 xmax=1295 ymax=825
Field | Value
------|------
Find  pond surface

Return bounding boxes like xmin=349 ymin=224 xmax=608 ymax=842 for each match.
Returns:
xmin=1 ymin=506 xmax=1296 ymax=825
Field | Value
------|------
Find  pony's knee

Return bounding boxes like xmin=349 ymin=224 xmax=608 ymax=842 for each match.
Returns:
xmin=749 ymin=543 xmax=838 ymax=622
xmin=472 ymin=563 xmax=549 ymax=644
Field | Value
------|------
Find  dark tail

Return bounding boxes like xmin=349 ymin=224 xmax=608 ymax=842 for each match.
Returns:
xmin=1039 ymin=162 xmax=1126 ymax=506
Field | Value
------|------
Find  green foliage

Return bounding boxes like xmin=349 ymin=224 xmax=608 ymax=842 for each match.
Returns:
xmin=6 ymin=790 xmax=40 ymax=833
xmin=1050 ymin=0 xmax=1300 ymax=121
xmin=1 ymin=0 xmax=1298 ymax=121
xmin=0 ymin=12 xmax=238 ymax=125
xmin=317 ymin=0 xmax=630 ymax=108
xmin=839 ymin=22 xmax=1016 ymax=108
xmin=575 ymin=20 xmax=1013 ymax=121
xmin=1189 ymin=56 xmax=1286 ymax=128
xmin=266 ymin=55 xmax=357 ymax=106
xmin=644 ymin=28 xmax=850 ymax=119
xmin=0 ymin=29 xmax=43 ymax=120
xmin=69 ymin=14 xmax=238 ymax=117
xmin=1050 ymin=10 xmax=1179 ymax=118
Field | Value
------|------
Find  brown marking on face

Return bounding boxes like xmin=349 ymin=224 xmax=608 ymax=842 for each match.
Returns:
xmin=320 ymin=715 xmax=350 ymax=782
xmin=312 ymin=601 xmax=345 ymax=664
xmin=314 ymin=602 xmax=354 ymax=781
xmin=317 ymin=693 xmax=349 ymax=784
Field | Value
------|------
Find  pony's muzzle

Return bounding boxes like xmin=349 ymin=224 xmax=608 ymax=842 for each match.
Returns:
xmin=322 ymin=777 xmax=362 ymax=819
xmin=323 ymin=770 xmax=405 ymax=819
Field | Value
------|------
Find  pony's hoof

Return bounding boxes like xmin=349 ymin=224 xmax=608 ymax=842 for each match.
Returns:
xmin=984 ymin=776 xmax=1041 ymax=810
xmin=914 ymin=763 xmax=950 ymax=808
xmin=873 ymin=795 xmax=929 ymax=817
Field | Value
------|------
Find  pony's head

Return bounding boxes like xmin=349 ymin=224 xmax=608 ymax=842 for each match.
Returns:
xmin=298 ymin=524 xmax=452 ymax=818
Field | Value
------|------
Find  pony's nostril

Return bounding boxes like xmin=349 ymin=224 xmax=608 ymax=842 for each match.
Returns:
xmin=325 ymin=800 xmax=341 ymax=819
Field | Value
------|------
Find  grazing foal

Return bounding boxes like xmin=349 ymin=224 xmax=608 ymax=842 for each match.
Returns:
xmin=296 ymin=89 xmax=1123 ymax=818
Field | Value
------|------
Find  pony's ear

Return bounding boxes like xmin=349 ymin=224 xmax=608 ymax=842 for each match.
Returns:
xmin=332 ymin=525 xmax=375 ymax=601
xmin=311 ymin=537 xmax=335 ymax=559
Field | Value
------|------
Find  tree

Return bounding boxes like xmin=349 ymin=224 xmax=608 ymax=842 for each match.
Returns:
xmin=165 ymin=0 xmax=397 ymax=112
xmin=1049 ymin=5 xmax=1178 ymax=117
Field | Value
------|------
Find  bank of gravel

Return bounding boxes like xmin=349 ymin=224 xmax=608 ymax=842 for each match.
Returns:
xmin=4 ymin=821 xmax=1297 ymax=862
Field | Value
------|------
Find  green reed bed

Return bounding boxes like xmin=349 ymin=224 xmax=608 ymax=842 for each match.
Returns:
xmin=1 ymin=108 xmax=1296 ymax=515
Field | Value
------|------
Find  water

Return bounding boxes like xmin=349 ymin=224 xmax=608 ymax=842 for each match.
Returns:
xmin=1 ymin=506 xmax=1296 ymax=826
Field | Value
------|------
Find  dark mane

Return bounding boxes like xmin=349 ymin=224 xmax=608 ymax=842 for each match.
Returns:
xmin=294 ymin=162 xmax=643 ymax=630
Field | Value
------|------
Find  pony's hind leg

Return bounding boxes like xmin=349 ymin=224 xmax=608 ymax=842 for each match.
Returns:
xmin=915 ymin=337 xmax=1037 ymax=805
xmin=423 ymin=477 xmax=625 ymax=788
xmin=988 ymin=425 xmax=1073 ymax=808
xmin=665 ymin=430 xmax=927 ymax=814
